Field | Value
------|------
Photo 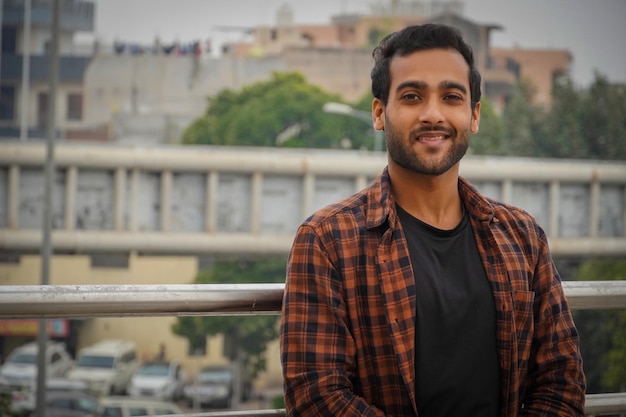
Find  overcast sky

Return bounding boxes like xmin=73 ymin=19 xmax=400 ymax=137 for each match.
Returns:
xmin=92 ymin=0 xmax=626 ymax=87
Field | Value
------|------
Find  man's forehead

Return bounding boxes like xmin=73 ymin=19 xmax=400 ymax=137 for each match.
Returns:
xmin=388 ymin=48 xmax=471 ymax=86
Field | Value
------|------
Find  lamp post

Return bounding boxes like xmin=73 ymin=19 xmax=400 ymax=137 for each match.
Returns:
xmin=322 ymin=102 xmax=384 ymax=152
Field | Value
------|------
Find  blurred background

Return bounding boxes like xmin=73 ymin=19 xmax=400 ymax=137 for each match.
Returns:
xmin=0 ymin=0 xmax=625 ymax=415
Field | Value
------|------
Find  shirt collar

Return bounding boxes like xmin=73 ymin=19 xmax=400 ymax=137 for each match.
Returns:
xmin=365 ymin=167 xmax=495 ymax=231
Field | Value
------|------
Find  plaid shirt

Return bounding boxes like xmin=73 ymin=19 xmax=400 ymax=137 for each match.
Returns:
xmin=280 ymin=167 xmax=585 ymax=416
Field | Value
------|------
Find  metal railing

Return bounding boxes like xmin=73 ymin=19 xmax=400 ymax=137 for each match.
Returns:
xmin=2 ymin=281 xmax=626 ymax=416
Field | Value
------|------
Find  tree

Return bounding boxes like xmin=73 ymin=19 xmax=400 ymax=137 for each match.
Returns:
xmin=500 ymin=78 xmax=545 ymax=157
xmin=497 ymin=72 xmax=626 ymax=161
xmin=573 ymin=259 xmax=626 ymax=393
xmin=182 ymin=72 xmax=373 ymax=149
xmin=172 ymin=257 xmax=287 ymax=377
xmin=580 ymin=73 xmax=626 ymax=160
xmin=540 ymin=75 xmax=587 ymax=158
xmin=468 ymin=96 xmax=506 ymax=155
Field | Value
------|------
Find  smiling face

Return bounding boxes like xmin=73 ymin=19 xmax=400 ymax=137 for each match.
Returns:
xmin=373 ymin=48 xmax=480 ymax=177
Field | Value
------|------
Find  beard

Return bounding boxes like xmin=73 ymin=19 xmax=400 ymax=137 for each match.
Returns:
xmin=385 ymin=117 xmax=470 ymax=176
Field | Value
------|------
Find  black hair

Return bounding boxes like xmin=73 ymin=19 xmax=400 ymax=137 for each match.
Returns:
xmin=371 ymin=23 xmax=481 ymax=109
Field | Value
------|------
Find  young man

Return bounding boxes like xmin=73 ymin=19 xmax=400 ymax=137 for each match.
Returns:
xmin=279 ymin=24 xmax=585 ymax=416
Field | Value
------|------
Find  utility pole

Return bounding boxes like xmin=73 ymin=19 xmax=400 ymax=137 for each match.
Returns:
xmin=20 ymin=0 xmax=31 ymax=141
xmin=35 ymin=1 xmax=60 ymax=416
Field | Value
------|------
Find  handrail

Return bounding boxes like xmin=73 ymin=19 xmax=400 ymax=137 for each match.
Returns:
xmin=0 ymin=281 xmax=626 ymax=319
xmin=2 ymin=281 xmax=625 ymax=416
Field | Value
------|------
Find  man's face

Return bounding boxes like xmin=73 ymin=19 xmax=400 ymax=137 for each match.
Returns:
xmin=372 ymin=48 xmax=480 ymax=176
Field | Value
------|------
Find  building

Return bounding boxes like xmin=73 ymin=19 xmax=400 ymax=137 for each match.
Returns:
xmin=226 ymin=2 xmax=570 ymax=110
xmin=0 ymin=0 xmax=95 ymax=139
xmin=490 ymin=47 xmax=572 ymax=108
xmin=0 ymin=1 xmax=571 ymax=143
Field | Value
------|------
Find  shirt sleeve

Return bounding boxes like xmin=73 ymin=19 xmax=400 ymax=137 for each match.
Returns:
xmin=279 ymin=223 xmax=388 ymax=417
xmin=521 ymin=227 xmax=586 ymax=416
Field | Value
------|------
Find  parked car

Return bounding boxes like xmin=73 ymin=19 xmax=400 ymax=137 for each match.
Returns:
xmin=99 ymin=396 xmax=182 ymax=417
xmin=0 ymin=341 xmax=73 ymax=389
xmin=8 ymin=378 xmax=89 ymax=415
xmin=0 ymin=341 xmax=74 ymax=414
xmin=183 ymin=364 xmax=252 ymax=409
xmin=67 ymin=339 xmax=138 ymax=396
xmin=29 ymin=390 xmax=101 ymax=417
xmin=127 ymin=360 xmax=185 ymax=401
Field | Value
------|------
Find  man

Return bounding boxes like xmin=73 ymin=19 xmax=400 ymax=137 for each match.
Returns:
xmin=279 ymin=23 xmax=586 ymax=416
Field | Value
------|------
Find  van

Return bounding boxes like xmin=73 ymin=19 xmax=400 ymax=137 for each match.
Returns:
xmin=67 ymin=340 xmax=138 ymax=396
xmin=0 ymin=341 xmax=73 ymax=389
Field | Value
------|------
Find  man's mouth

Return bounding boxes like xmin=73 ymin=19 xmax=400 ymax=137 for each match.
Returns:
xmin=416 ymin=133 xmax=449 ymax=142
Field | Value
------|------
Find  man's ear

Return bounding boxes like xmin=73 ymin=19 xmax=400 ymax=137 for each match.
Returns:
xmin=471 ymin=101 xmax=481 ymax=134
xmin=372 ymin=98 xmax=385 ymax=131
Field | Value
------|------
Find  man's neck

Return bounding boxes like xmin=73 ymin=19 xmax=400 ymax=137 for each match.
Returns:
xmin=389 ymin=164 xmax=463 ymax=230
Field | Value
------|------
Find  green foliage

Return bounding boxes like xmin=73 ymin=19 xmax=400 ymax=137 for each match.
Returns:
xmin=271 ymin=394 xmax=285 ymax=409
xmin=580 ymin=73 xmax=626 ymax=160
xmin=573 ymin=260 xmax=626 ymax=393
xmin=500 ymin=78 xmax=545 ymax=157
xmin=540 ymin=75 xmax=587 ymax=158
xmin=182 ymin=72 xmax=375 ymax=150
xmin=0 ymin=392 xmax=13 ymax=416
xmin=172 ymin=258 xmax=287 ymax=378
xmin=498 ymin=72 xmax=626 ymax=160
xmin=469 ymin=96 xmax=505 ymax=155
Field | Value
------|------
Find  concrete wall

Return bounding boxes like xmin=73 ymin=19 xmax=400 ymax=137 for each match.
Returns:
xmin=83 ymin=54 xmax=286 ymax=128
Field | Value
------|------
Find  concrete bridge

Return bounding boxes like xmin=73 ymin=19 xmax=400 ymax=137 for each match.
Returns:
xmin=0 ymin=142 xmax=625 ymax=257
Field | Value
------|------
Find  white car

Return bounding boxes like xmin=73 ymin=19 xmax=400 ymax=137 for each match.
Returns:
xmin=128 ymin=361 xmax=186 ymax=401
xmin=13 ymin=378 xmax=91 ymax=412
xmin=183 ymin=364 xmax=252 ymax=409
xmin=0 ymin=341 xmax=73 ymax=389
xmin=67 ymin=339 xmax=138 ymax=396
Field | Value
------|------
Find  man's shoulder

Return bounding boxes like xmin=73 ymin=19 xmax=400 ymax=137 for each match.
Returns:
xmin=460 ymin=177 xmax=540 ymax=227
xmin=304 ymin=188 xmax=370 ymax=229
xmin=489 ymin=197 xmax=539 ymax=226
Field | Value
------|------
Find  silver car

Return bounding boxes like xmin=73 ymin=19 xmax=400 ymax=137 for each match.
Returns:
xmin=127 ymin=361 xmax=185 ymax=401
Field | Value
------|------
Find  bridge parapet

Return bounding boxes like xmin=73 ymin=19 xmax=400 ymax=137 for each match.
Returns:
xmin=0 ymin=142 xmax=625 ymax=256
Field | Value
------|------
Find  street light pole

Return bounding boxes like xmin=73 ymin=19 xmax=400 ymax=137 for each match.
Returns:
xmin=322 ymin=102 xmax=384 ymax=152
xmin=36 ymin=1 xmax=61 ymax=416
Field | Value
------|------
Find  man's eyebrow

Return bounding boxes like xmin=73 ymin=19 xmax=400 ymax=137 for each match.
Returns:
xmin=394 ymin=80 xmax=468 ymax=95
xmin=440 ymin=80 xmax=467 ymax=94
xmin=395 ymin=80 xmax=427 ymax=93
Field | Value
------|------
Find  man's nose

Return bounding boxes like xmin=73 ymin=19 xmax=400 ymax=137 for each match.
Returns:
xmin=418 ymin=99 xmax=444 ymax=125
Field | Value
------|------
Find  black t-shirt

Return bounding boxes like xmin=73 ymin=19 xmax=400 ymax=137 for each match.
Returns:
xmin=396 ymin=204 xmax=500 ymax=417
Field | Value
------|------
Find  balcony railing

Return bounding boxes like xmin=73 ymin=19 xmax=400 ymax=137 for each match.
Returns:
xmin=2 ymin=280 xmax=626 ymax=416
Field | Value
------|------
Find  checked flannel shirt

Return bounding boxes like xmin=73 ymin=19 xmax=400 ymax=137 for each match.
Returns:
xmin=280 ymin=167 xmax=586 ymax=416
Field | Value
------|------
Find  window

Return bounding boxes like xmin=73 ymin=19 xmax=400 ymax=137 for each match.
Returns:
xmin=67 ymin=93 xmax=83 ymax=121
xmin=121 ymin=350 xmax=137 ymax=363
xmin=48 ymin=399 xmax=71 ymax=409
xmin=1 ymin=27 xmax=17 ymax=53
xmin=154 ymin=407 xmax=178 ymax=415
xmin=102 ymin=407 xmax=122 ymax=417
xmin=129 ymin=407 xmax=148 ymax=416
xmin=0 ymin=86 xmax=16 ymax=121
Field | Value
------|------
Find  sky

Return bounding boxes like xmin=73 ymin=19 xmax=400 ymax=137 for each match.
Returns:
xmin=92 ymin=0 xmax=626 ymax=87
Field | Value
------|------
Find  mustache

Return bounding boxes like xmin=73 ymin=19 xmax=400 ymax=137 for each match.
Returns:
xmin=411 ymin=126 xmax=455 ymax=137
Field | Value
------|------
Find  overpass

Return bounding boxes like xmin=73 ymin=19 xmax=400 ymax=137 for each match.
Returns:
xmin=0 ymin=142 xmax=625 ymax=257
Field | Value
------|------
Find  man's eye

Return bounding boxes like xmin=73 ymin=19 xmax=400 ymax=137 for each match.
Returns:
xmin=444 ymin=94 xmax=462 ymax=101
xmin=402 ymin=93 xmax=420 ymax=100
